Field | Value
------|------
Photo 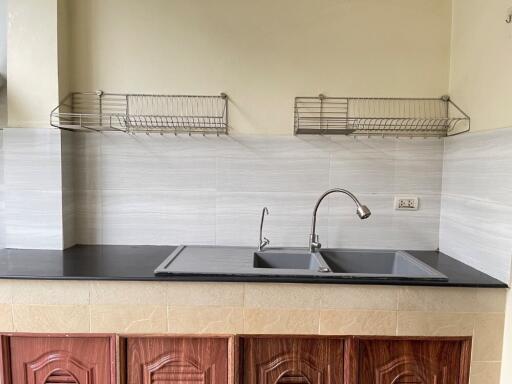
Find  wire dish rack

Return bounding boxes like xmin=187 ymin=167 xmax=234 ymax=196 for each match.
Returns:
xmin=51 ymin=91 xmax=229 ymax=135
xmin=294 ymin=95 xmax=470 ymax=137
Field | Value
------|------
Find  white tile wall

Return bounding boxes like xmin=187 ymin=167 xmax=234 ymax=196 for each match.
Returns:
xmin=3 ymin=128 xmax=511 ymax=284
xmin=73 ymin=133 xmax=444 ymax=249
xmin=62 ymin=130 xmax=75 ymax=248
xmin=0 ymin=128 xmax=4 ymax=248
xmin=439 ymin=127 xmax=512 ymax=283
xmin=0 ymin=87 xmax=5 ymax=248
xmin=3 ymin=128 xmax=65 ymax=249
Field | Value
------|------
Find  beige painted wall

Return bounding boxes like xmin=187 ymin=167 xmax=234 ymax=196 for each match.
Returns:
xmin=448 ymin=2 xmax=512 ymax=383
xmin=68 ymin=0 xmax=452 ymax=134
xmin=7 ymin=0 xmax=60 ymax=127
xmin=449 ymin=0 xmax=512 ymax=132
xmin=58 ymin=0 xmax=71 ymax=102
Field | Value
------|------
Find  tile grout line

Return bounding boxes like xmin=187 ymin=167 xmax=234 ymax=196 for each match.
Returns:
xmin=317 ymin=305 xmax=321 ymax=335
xmin=395 ymin=287 xmax=400 ymax=336
xmin=10 ymin=281 xmax=14 ymax=332
xmin=242 ymin=306 xmax=247 ymax=334
xmin=166 ymin=305 xmax=170 ymax=333
xmin=469 ymin=317 xmax=477 ymax=374
xmin=471 ymin=360 xmax=503 ymax=363
xmin=88 ymin=281 xmax=92 ymax=332
xmin=99 ymin=133 xmax=104 ymax=244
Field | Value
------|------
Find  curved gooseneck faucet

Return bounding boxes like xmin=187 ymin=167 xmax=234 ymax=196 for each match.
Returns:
xmin=309 ymin=188 xmax=371 ymax=252
xmin=258 ymin=207 xmax=270 ymax=251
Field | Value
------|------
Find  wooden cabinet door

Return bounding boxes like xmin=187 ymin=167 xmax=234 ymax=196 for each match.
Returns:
xmin=9 ymin=335 xmax=114 ymax=384
xmin=241 ymin=336 xmax=344 ymax=384
xmin=357 ymin=338 xmax=471 ymax=384
xmin=125 ymin=336 xmax=229 ymax=384
xmin=0 ymin=336 xmax=10 ymax=384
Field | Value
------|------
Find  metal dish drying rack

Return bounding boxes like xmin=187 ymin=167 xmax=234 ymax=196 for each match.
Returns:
xmin=294 ymin=95 xmax=470 ymax=137
xmin=51 ymin=91 xmax=229 ymax=135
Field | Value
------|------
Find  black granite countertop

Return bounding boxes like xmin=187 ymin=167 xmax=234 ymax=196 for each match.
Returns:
xmin=0 ymin=245 xmax=506 ymax=288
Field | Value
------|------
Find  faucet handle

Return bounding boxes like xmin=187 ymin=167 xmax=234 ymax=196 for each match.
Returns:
xmin=309 ymin=234 xmax=321 ymax=252
xmin=258 ymin=237 xmax=270 ymax=251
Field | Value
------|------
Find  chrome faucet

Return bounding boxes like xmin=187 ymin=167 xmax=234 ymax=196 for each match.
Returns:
xmin=258 ymin=207 xmax=270 ymax=251
xmin=309 ymin=188 xmax=371 ymax=252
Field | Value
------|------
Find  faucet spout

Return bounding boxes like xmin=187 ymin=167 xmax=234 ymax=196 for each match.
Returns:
xmin=309 ymin=188 xmax=371 ymax=252
xmin=258 ymin=207 xmax=270 ymax=251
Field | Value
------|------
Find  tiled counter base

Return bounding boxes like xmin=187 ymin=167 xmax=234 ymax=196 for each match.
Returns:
xmin=0 ymin=280 xmax=506 ymax=383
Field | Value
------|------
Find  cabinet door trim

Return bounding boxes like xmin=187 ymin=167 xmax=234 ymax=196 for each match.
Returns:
xmin=2 ymin=333 xmax=117 ymax=384
xmin=1 ymin=336 xmax=12 ymax=384
xmin=1 ymin=333 xmax=472 ymax=384
xmin=122 ymin=335 xmax=232 ymax=384
xmin=351 ymin=336 xmax=472 ymax=384
xmin=239 ymin=335 xmax=346 ymax=384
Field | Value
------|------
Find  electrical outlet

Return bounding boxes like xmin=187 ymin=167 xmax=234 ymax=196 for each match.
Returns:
xmin=394 ymin=196 xmax=419 ymax=210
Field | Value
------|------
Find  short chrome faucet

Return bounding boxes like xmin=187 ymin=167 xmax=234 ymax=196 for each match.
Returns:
xmin=258 ymin=207 xmax=270 ymax=251
xmin=309 ymin=188 xmax=371 ymax=252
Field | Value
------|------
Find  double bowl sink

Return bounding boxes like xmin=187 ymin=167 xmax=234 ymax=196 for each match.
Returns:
xmin=155 ymin=245 xmax=447 ymax=281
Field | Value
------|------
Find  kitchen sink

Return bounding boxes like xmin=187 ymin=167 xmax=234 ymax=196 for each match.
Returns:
xmin=253 ymin=250 xmax=326 ymax=271
xmin=320 ymin=249 xmax=447 ymax=279
xmin=154 ymin=245 xmax=447 ymax=281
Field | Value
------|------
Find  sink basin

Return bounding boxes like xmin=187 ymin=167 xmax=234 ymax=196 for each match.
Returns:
xmin=253 ymin=251 xmax=324 ymax=271
xmin=154 ymin=245 xmax=447 ymax=281
xmin=320 ymin=249 xmax=447 ymax=280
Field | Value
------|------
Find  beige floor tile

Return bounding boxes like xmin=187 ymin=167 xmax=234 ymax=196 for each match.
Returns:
xmin=167 ymin=282 xmax=244 ymax=307
xmin=167 ymin=306 xmax=244 ymax=333
xmin=11 ymin=280 xmax=90 ymax=305
xmin=397 ymin=312 xmax=474 ymax=336
xmin=244 ymin=283 xmax=321 ymax=309
xmin=244 ymin=308 xmax=319 ymax=334
xmin=90 ymin=281 xmax=166 ymax=305
xmin=319 ymin=310 xmax=396 ymax=335
xmin=90 ymin=304 xmax=167 ymax=333
xmin=13 ymin=304 xmax=90 ymax=332
xmin=320 ymin=285 xmax=398 ymax=310
xmin=0 ymin=304 xmax=13 ymax=331
xmin=470 ymin=362 xmax=501 ymax=384
xmin=472 ymin=313 xmax=505 ymax=362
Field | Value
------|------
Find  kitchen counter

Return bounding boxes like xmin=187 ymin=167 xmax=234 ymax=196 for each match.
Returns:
xmin=0 ymin=245 xmax=506 ymax=287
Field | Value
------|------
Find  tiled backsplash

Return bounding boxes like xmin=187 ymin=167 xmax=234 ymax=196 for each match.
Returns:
xmin=0 ymin=129 xmax=4 ymax=248
xmin=2 ymin=127 xmax=511 ymax=283
xmin=3 ymin=129 xmax=65 ymax=249
xmin=439 ymin=127 xmax=512 ymax=283
xmin=73 ymin=133 xmax=444 ymax=250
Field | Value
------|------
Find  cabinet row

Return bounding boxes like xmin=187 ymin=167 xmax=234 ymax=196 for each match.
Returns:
xmin=0 ymin=333 xmax=472 ymax=384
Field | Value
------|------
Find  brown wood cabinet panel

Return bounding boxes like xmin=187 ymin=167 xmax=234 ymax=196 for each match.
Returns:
xmin=241 ymin=336 xmax=345 ymax=384
xmin=8 ymin=335 xmax=115 ymax=384
xmin=0 ymin=336 xmax=11 ymax=384
xmin=356 ymin=338 xmax=471 ymax=384
xmin=125 ymin=336 xmax=229 ymax=384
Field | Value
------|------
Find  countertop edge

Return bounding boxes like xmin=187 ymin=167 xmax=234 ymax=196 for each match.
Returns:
xmin=0 ymin=245 xmax=507 ymax=288
xmin=0 ymin=273 xmax=506 ymax=288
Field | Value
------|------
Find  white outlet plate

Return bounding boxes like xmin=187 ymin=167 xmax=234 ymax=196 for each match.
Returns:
xmin=394 ymin=196 xmax=419 ymax=210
